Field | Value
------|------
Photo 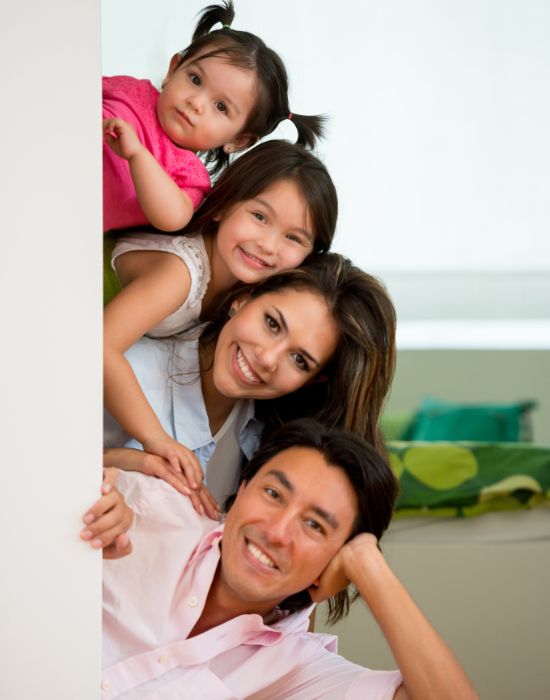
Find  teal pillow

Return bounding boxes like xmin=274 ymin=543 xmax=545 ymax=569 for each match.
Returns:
xmin=405 ymin=397 xmax=536 ymax=442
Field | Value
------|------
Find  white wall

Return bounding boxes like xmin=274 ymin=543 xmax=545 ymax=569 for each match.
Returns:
xmin=0 ymin=2 xmax=102 ymax=698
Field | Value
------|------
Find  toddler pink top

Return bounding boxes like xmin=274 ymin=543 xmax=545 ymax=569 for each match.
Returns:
xmin=103 ymin=75 xmax=211 ymax=232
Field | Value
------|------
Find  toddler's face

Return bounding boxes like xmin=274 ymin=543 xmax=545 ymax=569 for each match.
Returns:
xmin=157 ymin=54 xmax=257 ymax=153
xmin=214 ymin=179 xmax=316 ymax=284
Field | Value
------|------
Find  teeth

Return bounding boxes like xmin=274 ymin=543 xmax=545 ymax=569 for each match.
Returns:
xmin=247 ymin=541 xmax=276 ymax=568
xmin=237 ymin=348 xmax=262 ymax=384
xmin=242 ymin=248 xmax=270 ymax=267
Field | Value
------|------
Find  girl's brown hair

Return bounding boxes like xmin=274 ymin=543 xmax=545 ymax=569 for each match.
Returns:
xmin=175 ymin=1 xmax=325 ymax=173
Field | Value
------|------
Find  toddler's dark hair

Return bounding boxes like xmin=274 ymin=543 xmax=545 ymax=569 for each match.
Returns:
xmin=175 ymin=1 xmax=325 ymax=174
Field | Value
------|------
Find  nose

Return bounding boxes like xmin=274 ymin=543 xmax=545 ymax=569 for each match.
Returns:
xmin=256 ymin=230 xmax=277 ymax=255
xmin=187 ymin=93 xmax=204 ymax=115
xmin=263 ymin=510 xmax=296 ymax=547
xmin=254 ymin=343 xmax=279 ymax=373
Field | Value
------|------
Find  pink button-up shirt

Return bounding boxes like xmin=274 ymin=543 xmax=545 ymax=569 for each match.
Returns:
xmin=102 ymin=473 xmax=402 ymax=699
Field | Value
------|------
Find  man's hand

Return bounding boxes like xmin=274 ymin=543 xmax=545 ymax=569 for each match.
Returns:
xmin=103 ymin=117 xmax=145 ymax=160
xmin=309 ymin=533 xmax=379 ymax=602
xmin=80 ymin=467 xmax=133 ymax=559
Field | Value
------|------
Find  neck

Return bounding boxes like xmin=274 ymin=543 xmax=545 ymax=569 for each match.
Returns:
xmin=201 ymin=232 xmax=239 ymax=320
xmin=199 ymin=341 xmax=237 ymax=436
xmin=190 ymin=563 xmax=278 ymax=638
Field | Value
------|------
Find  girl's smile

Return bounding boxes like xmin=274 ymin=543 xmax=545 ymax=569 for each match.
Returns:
xmin=212 ymin=179 xmax=315 ymax=285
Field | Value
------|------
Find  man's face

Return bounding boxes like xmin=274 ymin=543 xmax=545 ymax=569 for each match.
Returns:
xmin=216 ymin=447 xmax=359 ymax=616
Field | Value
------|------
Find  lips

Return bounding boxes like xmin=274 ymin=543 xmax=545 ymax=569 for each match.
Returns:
xmin=176 ymin=109 xmax=192 ymax=126
xmin=236 ymin=347 xmax=263 ymax=385
xmin=238 ymin=246 xmax=273 ymax=270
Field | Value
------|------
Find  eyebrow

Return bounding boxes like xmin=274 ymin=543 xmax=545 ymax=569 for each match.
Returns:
xmin=190 ymin=59 xmax=240 ymax=115
xmin=253 ymin=197 xmax=313 ymax=242
xmin=271 ymin=306 xmax=320 ymax=367
xmin=266 ymin=469 xmax=340 ymax=531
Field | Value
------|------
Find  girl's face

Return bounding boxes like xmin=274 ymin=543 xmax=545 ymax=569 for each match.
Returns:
xmin=214 ymin=179 xmax=315 ymax=284
xmin=157 ymin=54 xmax=256 ymax=152
xmin=212 ymin=289 xmax=339 ymax=401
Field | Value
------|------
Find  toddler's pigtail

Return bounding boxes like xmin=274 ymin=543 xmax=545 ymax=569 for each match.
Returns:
xmin=288 ymin=113 xmax=326 ymax=150
xmin=193 ymin=1 xmax=235 ymax=40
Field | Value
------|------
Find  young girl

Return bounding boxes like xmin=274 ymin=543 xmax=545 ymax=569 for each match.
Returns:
xmin=104 ymin=139 xmax=338 ymax=494
xmin=103 ymin=0 xmax=324 ymax=233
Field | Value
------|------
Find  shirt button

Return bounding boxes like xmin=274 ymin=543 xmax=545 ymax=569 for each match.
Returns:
xmin=101 ymin=680 xmax=111 ymax=690
xmin=188 ymin=595 xmax=199 ymax=607
xmin=158 ymin=654 xmax=171 ymax=664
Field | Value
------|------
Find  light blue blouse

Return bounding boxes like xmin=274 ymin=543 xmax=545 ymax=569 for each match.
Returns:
xmin=104 ymin=334 xmax=262 ymax=475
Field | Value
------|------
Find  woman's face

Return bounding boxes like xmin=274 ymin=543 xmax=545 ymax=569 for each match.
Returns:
xmin=212 ymin=289 xmax=339 ymax=400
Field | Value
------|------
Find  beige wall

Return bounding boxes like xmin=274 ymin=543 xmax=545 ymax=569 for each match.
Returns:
xmin=387 ymin=349 xmax=550 ymax=444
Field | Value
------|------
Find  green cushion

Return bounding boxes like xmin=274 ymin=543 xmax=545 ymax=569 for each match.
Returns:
xmin=404 ymin=397 xmax=536 ymax=443
xmin=388 ymin=441 xmax=550 ymax=517
xmin=380 ymin=411 xmax=415 ymax=441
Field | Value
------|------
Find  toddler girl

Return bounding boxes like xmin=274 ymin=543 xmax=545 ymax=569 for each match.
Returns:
xmin=103 ymin=0 xmax=324 ymax=233
xmin=104 ymin=139 xmax=338 ymax=492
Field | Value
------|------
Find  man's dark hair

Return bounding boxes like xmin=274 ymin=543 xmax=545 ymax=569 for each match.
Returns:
xmin=225 ymin=419 xmax=399 ymax=625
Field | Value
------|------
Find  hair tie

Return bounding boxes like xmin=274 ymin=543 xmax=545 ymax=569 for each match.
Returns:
xmin=222 ymin=23 xmax=232 ymax=30
xmin=288 ymin=112 xmax=293 ymax=121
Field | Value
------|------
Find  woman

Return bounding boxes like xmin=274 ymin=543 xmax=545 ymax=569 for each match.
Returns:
xmin=104 ymin=252 xmax=396 ymax=516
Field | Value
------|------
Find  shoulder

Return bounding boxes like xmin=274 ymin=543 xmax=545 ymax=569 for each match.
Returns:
xmin=103 ymin=75 xmax=156 ymax=98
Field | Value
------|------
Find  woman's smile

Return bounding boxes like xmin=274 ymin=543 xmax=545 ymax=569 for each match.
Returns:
xmin=212 ymin=289 xmax=340 ymax=401
xmin=235 ymin=346 xmax=264 ymax=385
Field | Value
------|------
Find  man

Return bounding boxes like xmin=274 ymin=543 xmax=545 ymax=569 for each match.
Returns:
xmin=84 ymin=420 xmax=476 ymax=699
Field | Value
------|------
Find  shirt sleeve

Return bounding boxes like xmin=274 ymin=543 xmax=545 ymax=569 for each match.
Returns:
xmin=249 ymin=649 xmax=402 ymax=700
xmin=170 ymin=152 xmax=211 ymax=209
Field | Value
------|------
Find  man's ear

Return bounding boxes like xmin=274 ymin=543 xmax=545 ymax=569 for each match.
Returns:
xmin=162 ymin=53 xmax=182 ymax=88
xmin=223 ymin=133 xmax=258 ymax=155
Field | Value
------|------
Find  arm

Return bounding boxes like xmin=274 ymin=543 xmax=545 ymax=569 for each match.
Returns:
xmin=310 ymin=534 xmax=478 ymax=700
xmin=104 ymin=249 xmax=203 ymax=490
xmin=80 ymin=467 xmax=133 ymax=559
xmin=104 ymin=447 xmax=220 ymax=520
xmin=103 ymin=118 xmax=194 ymax=231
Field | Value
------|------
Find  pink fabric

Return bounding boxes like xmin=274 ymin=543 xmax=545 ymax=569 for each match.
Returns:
xmin=102 ymin=76 xmax=211 ymax=232
xmin=102 ymin=472 xmax=402 ymax=699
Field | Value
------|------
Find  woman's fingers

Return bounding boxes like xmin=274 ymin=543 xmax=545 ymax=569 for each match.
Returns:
xmin=199 ymin=486 xmax=221 ymax=521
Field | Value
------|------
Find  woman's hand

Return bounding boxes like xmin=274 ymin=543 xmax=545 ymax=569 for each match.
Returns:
xmin=308 ymin=533 xmax=379 ymax=602
xmin=141 ymin=433 xmax=204 ymax=492
xmin=80 ymin=467 xmax=133 ymax=559
xmin=104 ymin=447 xmax=221 ymax=521
xmin=103 ymin=117 xmax=144 ymax=160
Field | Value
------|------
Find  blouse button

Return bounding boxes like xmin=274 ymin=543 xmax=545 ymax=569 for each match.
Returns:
xmin=101 ymin=680 xmax=111 ymax=690
xmin=158 ymin=654 xmax=171 ymax=664
xmin=188 ymin=595 xmax=199 ymax=607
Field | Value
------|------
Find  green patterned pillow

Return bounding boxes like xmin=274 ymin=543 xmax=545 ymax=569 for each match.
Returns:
xmin=388 ymin=441 xmax=550 ymax=517
xmin=404 ymin=397 xmax=536 ymax=442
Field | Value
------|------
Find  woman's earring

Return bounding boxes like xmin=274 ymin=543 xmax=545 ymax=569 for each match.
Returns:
xmin=228 ymin=307 xmax=236 ymax=318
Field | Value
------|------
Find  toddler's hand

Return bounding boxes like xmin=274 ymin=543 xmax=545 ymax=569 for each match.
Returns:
xmin=80 ymin=467 xmax=133 ymax=559
xmin=103 ymin=117 xmax=144 ymax=160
